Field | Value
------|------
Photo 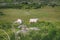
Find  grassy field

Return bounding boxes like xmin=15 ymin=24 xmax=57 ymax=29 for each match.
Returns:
xmin=0 ymin=6 xmax=60 ymax=23
xmin=0 ymin=6 xmax=60 ymax=40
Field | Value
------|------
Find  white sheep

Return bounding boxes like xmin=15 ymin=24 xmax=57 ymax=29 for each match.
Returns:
xmin=29 ymin=18 xmax=38 ymax=23
xmin=14 ymin=19 xmax=22 ymax=24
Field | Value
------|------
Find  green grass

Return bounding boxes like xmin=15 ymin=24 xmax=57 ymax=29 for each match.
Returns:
xmin=0 ymin=6 xmax=60 ymax=40
xmin=0 ymin=6 xmax=60 ymax=23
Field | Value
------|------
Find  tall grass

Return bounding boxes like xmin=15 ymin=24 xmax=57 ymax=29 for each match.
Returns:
xmin=0 ymin=21 xmax=60 ymax=40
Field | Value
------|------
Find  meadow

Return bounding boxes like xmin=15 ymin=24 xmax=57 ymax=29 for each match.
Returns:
xmin=0 ymin=6 xmax=60 ymax=40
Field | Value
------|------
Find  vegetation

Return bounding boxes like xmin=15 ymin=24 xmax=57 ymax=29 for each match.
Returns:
xmin=0 ymin=0 xmax=60 ymax=9
xmin=0 ymin=6 xmax=60 ymax=40
xmin=0 ymin=12 xmax=5 ymax=16
xmin=0 ymin=0 xmax=60 ymax=40
xmin=0 ymin=21 xmax=60 ymax=40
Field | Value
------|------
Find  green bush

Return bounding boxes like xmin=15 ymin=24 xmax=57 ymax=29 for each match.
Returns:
xmin=0 ymin=12 xmax=5 ymax=16
xmin=0 ymin=2 xmax=46 ymax=9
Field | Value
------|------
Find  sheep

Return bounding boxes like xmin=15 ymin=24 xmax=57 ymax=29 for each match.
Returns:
xmin=29 ymin=18 xmax=38 ymax=23
xmin=14 ymin=19 xmax=22 ymax=24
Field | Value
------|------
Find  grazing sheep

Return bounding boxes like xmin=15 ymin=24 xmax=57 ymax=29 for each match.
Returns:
xmin=29 ymin=18 xmax=38 ymax=23
xmin=14 ymin=19 xmax=22 ymax=24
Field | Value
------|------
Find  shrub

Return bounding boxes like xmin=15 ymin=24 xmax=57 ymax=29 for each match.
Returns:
xmin=48 ymin=3 xmax=57 ymax=8
xmin=0 ymin=12 xmax=5 ymax=16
